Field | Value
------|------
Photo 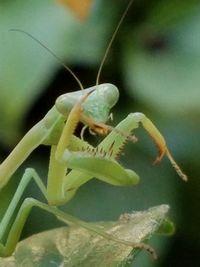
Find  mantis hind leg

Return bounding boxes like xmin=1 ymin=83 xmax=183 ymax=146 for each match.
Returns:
xmin=0 ymin=167 xmax=153 ymax=258
xmin=0 ymin=168 xmax=47 ymax=256
xmin=0 ymin=197 xmax=156 ymax=258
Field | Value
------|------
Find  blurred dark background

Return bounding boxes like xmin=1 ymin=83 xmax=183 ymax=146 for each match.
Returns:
xmin=0 ymin=0 xmax=199 ymax=266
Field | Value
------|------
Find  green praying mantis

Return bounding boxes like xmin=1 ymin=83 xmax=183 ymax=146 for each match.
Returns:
xmin=0 ymin=0 xmax=187 ymax=259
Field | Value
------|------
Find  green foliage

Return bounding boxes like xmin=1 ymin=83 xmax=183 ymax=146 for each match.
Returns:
xmin=0 ymin=0 xmax=115 ymax=145
xmin=123 ymin=3 xmax=200 ymax=114
xmin=0 ymin=0 xmax=199 ymax=266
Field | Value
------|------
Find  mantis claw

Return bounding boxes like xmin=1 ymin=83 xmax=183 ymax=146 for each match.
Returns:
xmin=152 ymin=144 xmax=166 ymax=165
xmin=131 ymin=112 xmax=187 ymax=181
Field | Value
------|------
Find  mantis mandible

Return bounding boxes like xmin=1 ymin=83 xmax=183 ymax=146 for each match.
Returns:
xmin=0 ymin=0 xmax=187 ymax=258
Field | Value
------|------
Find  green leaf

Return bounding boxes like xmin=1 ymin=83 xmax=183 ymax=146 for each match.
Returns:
xmin=122 ymin=5 xmax=200 ymax=115
xmin=156 ymin=218 xmax=175 ymax=236
xmin=0 ymin=0 xmax=117 ymax=146
xmin=0 ymin=205 xmax=171 ymax=266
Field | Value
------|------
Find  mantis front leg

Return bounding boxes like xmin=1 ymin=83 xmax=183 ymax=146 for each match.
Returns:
xmin=61 ymin=112 xmax=187 ymax=193
xmin=130 ymin=112 xmax=187 ymax=181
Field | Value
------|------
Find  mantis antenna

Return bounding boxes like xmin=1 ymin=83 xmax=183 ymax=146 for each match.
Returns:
xmin=96 ymin=0 xmax=134 ymax=85
xmin=9 ymin=29 xmax=84 ymax=91
xmin=11 ymin=0 xmax=134 ymax=90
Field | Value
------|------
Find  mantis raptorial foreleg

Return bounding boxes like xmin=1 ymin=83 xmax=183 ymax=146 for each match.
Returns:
xmin=127 ymin=113 xmax=187 ymax=181
xmin=62 ymin=112 xmax=187 ymax=190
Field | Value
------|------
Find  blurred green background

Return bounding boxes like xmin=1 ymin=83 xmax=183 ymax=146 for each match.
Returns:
xmin=0 ymin=0 xmax=199 ymax=266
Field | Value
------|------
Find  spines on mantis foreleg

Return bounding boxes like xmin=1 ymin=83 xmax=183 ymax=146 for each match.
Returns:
xmin=63 ymin=149 xmax=139 ymax=186
xmin=62 ymin=114 xmax=142 ymax=186
xmin=97 ymin=113 xmax=139 ymax=157
xmin=97 ymin=112 xmax=187 ymax=181
xmin=58 ymin=114 xmax=142 ymax=191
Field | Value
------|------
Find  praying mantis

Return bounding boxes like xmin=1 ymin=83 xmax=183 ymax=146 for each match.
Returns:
xmin=0 ymin=0 xmax=187 ymax=259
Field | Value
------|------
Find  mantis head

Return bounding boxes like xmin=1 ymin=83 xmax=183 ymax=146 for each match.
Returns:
xmin=55 ymin=83 xmax=119 ymax=124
